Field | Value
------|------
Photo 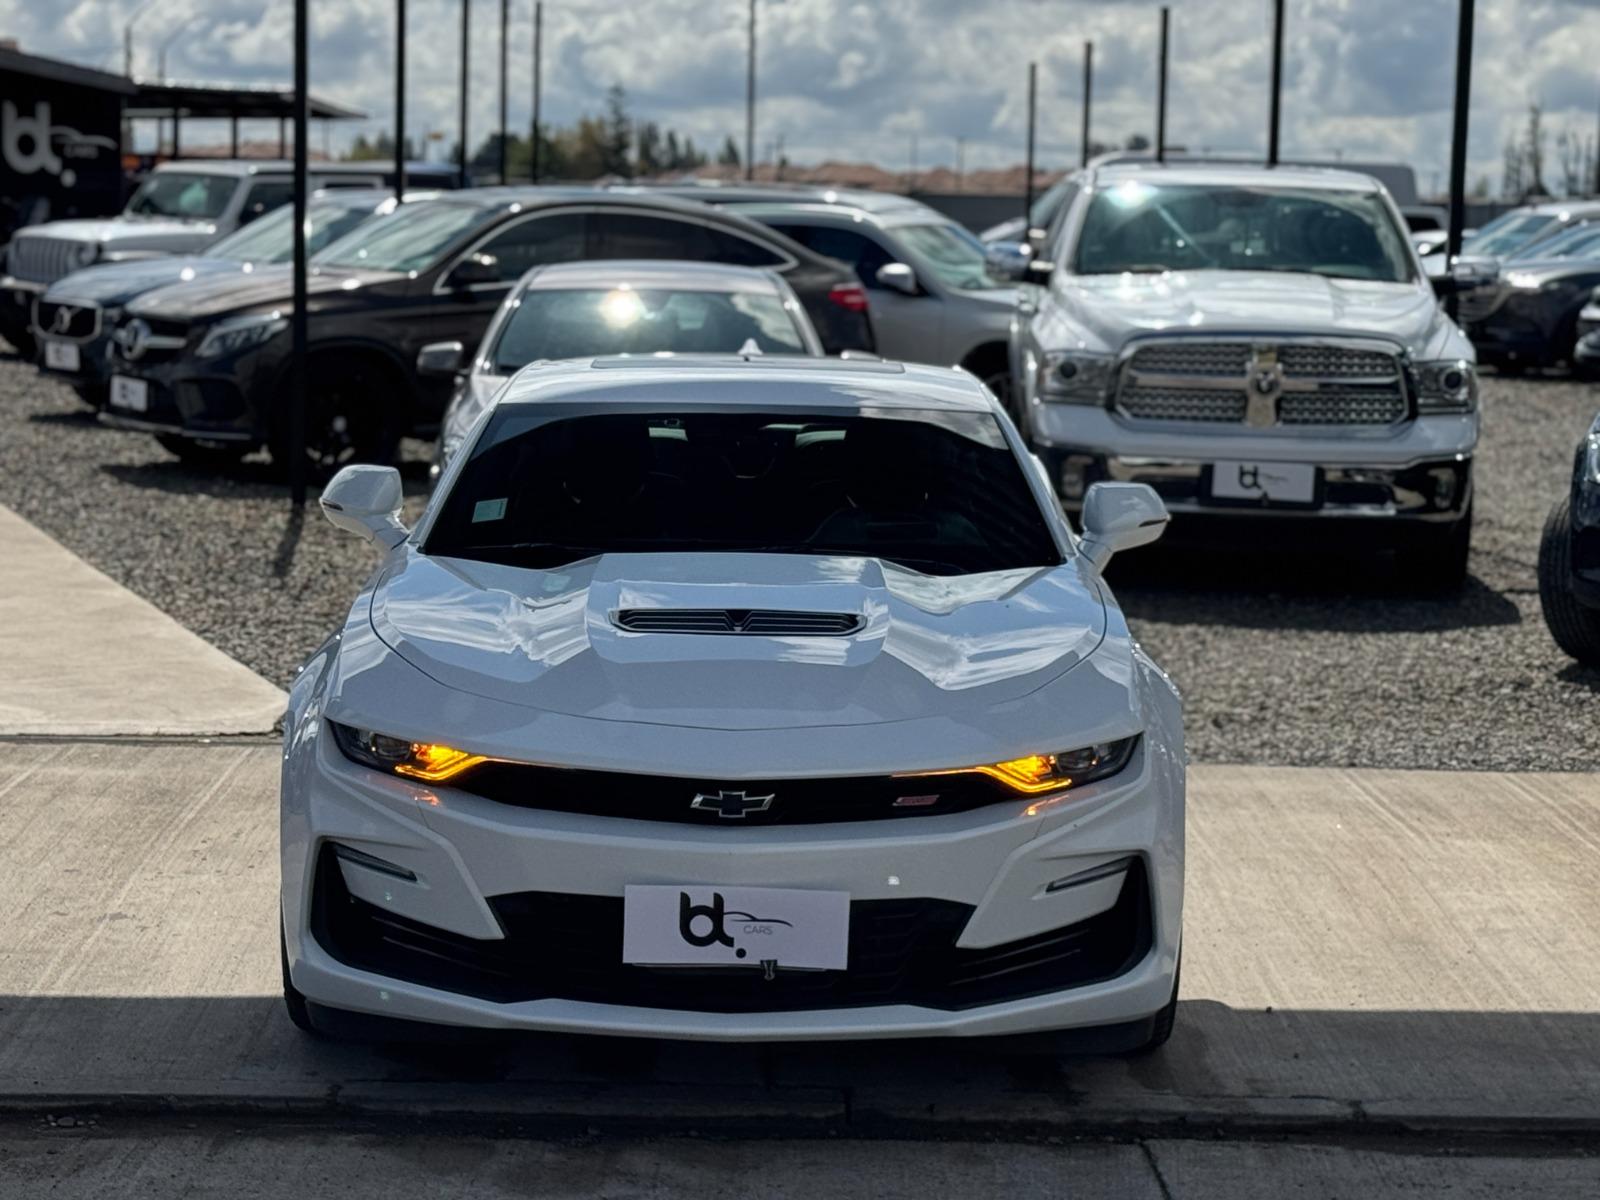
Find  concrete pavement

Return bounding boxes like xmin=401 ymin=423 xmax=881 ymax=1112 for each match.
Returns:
xmin=2 ymin=739 xmax=1596 ymax=1138
xmin=0 ymin=506 xmax=285 ymax=736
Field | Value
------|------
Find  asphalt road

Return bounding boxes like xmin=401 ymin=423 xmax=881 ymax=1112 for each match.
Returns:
xmin=0 ymin=350 xmax=1595 ymax=771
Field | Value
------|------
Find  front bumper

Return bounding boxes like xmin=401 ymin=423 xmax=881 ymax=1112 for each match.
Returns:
xmin=98 ymin=352 xmax=265 ymax=445
xmin=282 ymin=727 xmax=1183 ymax=1041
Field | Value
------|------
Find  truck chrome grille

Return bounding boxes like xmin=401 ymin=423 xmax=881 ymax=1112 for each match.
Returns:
xmin=1117 ymin=339 xmax=1409 ymax=429
xmin=6 ymin=235 xmax=85 ymax=284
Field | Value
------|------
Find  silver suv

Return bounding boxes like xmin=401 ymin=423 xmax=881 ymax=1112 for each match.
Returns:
xmin=1001 ymin=163 xmax=1479 ymax=582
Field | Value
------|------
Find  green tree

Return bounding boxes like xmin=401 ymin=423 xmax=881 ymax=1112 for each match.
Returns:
xmin=717 ymin=135 xmax=741 ymax=167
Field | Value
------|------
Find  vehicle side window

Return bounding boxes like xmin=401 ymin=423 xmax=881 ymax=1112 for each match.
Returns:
xmin=1041 ymin=184 xmax=1080 ymax=253
xmin=240 ymin=180 xmax=294 ymax=224
xmin=475 ymin=212 xmax=587 ymax=281
xmin=700 ymin=226 xmax=786 ymax=267
xmin=587 ymin=212 xmax=716 ymax=260
xmin=770 ymin=225 xmax=893 ymax=289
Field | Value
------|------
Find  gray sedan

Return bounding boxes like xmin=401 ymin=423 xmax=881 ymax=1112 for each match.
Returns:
xmin=428 ymin=259 xmax=823 ymax=474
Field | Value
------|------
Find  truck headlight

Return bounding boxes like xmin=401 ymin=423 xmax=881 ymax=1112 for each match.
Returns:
xmin=195 ymin=312 xmax=287 ymax=359
xmin=74 ymin=243 xmax=101 ymax=268
xmin=1039 ymin=350 xmax=1115 ymax=405
xmin=1414 ymin=359 xmax=1477 ymax=414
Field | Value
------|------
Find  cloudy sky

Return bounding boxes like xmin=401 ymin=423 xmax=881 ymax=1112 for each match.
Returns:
xmin=5 ymin=0 xmax=1598 ymax=194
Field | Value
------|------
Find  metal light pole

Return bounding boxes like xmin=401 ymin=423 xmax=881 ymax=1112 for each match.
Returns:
xmin=1080 ymin=41 xmax=1093 ymax=168
xmin=394 ymin=0 xmax=406 ymax=200
xmin=289 ymin=0 xmax=310 ymax=507
xmin=745 ymin=0 xmax=756 ymax=180
xmin=1446 ymin=0 xmax=1476 ymax=320
xmin=530 ymin=0 xmax=543 ymax=182
xmin=124 ymin=0 xmax=161 ymax=77
xmin=498 ymin=0 xmax=509 ymax=183
xmin=1156 ymin=6 xmax=1170 ymax=162
xmin=1024 ymin=62 xmax=1037 ymax=226
xmin=1268 ymin=0 xmax=1284 ymax=165
xmin=156 ymin=15 xmax=204 ymax=80
xmin=458 ymin=0 xmax=471 ymax=188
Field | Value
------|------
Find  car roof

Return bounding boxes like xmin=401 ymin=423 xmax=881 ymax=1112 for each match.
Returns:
xmin=1090 ymin=161 xmax=1391 ymax=192
xmin=1519 ymin=199 xmax=1600 ymax=218
xmin=495 ymin=356 xmax=994 ymax=413
xmin=726 ymin=200 xmax=949 ymax=229
xmin=618 ymin=182 xmax=931 ymax=214
xmin=522 ymin=259 xmax=782 ymax=293
xmin=148 ymin=159 xmax=451 ymax=178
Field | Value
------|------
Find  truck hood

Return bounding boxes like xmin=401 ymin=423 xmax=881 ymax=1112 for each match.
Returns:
xmin=44 ymin=256 xmax=245 ymax=306
xmin=127 ymin=265 xmax=399 ymax=321
xmin=17 ymin=217 xmax=218 ymax=255
xmin=1061 ymin=270 xmax=1440 ymax=348
xmin=368 ymin=550 xmax=1106 ymax=731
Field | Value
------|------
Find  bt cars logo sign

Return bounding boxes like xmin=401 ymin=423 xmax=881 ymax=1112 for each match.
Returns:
xmin=678 ymin=891 xmax=792 ymax=960
xmin=2 ymin=100 xmax=117 ymax=189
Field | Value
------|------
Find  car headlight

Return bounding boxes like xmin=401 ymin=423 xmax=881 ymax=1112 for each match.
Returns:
xmin=329 ymin=721 xmax=488 ymax=782
xmin=194 ymin=312 xmax=287 ymax=359
xmin=1414 ymin=359 xmax=1477 ymax=415
xmin=905 ymin=735 xmax=1139 ymax=811
xmin=1038 ymin=350 xmax=1116 ymax=405
xmin=1584 ymin=430 xmax=1600 ymax=486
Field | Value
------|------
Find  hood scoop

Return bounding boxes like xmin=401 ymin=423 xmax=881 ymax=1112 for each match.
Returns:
xmin=613 ymin=608 xmax=865 ymax=636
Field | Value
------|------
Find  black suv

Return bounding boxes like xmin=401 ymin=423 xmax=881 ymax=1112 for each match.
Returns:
xmin=1538 ymin=408 xmax=1600 ymax=666
xmin=100 ymin=189 xmax=874 ymax=468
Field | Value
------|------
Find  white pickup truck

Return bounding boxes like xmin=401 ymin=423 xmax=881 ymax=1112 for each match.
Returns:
xmin=999 ymin=162 xmax=1478 ymax=583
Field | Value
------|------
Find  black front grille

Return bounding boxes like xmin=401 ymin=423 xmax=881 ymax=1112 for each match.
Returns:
xmin=615 ymin=608 xmax=865 ymax=636
xmin=312 ymin=847 xmax=1151 ymax=1012
xmin=451 ymin=759 xmax=1034 ymax=825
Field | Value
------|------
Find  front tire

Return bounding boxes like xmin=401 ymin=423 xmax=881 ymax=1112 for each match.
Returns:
xmin=268 ymin=355 xmax=405 ymax=478
xmin=1538 ymin=496 xmax=1600 ymax=666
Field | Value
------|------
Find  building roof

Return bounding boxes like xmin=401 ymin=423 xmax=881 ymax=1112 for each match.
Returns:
xmin=127 ymin=81 xmax=365 ymax=121
xmin=0 ymin=45 xmax=137 ymax=94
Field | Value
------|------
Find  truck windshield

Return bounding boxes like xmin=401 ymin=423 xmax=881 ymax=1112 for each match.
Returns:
xmin=207 ymin=199 xmax=379 ymax=264
xmin=1073 ymin=181 xmax=1415 ymax=282
xmin=427 ymin=406 xmax=1062 ymax=576
xmin=124 ymin=173 xmax=238 ymax=221
xmin=314 ymin=201 xmax=494 ymax=273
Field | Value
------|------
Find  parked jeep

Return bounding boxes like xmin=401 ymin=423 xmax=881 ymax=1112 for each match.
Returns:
xmin=1538 ymin=409 xmax=1600 ymax=667
xmin=999 ymin=162 xmax=1478 ymax=582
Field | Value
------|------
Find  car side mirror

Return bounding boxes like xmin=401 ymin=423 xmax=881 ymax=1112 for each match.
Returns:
xmin=319 ymin=464 xmax=407 ymax=549
xmin=1078 ymin=482 xmax=1168 ymax=571
xmin=875 ymin=262 xmax=920 ymax=296
xmin=985 ymin=240 xmax=1033 ymax=283
xmin=417 ymin=340 xmax=465 ymax=376
xmin=448 ymin=252 xmax=501 ymax=289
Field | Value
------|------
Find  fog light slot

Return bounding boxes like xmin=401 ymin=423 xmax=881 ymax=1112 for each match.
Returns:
xmin=1045 ymin=855 xmax=1136 ymax=894
xmin=332 ymin=843 xmax=417 ymax=882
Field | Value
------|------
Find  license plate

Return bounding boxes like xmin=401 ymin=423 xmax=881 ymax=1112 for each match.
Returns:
xmin=1210 ymin=460 xmax=1317 ymax=504
xmin=109 ymin=375 xmax=149 ymax=413
xmin=622 ymin=884 xmax=850 ymax=970
xmin=43 ymin=340 xmax=80 ymax=371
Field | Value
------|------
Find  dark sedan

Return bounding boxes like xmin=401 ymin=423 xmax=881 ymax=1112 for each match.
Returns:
xmin=98 ymin=190 xmax=874 ymax=470
xmin=1460 ymin=224 xmax=1600 ymax=371
xmin=1539 ymin=409 xmax=1600 ymax=667
xmin=33 ymin=189 xmax=403 ymax=410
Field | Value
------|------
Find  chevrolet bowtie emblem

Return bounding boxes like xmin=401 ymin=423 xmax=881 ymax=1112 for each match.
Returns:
xmin=690 ymin=790 xmax=776 ymax=819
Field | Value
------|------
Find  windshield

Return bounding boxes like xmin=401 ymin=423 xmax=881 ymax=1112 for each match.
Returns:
xmin=207 ymin=199 xmax=380 ymax=264
xmin=1073 ymin=181 xmax=1415 ymax=282
xmin=124 ymin=173 xmax=238 ymax=221
xmin=313 ymin=200 xmax=493 ymax=272
xmin=1464 ymin=213 xmax=1557 ymax=258
xmin=490 ymin=287 xmax=809 ymax=372
xmin=1516 ymin=223 xmax=1600 ymax=261
xmin=427 ymin=406 xmax=1061 ymax=576
xmin=896 ymin=223 xmax=1006 ymax=291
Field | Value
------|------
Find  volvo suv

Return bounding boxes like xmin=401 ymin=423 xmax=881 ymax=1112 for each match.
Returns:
xmin=1001 ymin=163 xmax=1478 ymax=582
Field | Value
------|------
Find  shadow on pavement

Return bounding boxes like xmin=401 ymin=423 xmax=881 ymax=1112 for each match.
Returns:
xmin=97 ymin=456 xmax=436 ymax=499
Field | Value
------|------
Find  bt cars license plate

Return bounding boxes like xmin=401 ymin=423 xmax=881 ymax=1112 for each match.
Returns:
xmin=109 ymin=375 xmax=149 ymax=413
xmin=1210 ymin=460 xmax=1317 ymax=504
xmin=622 ymin=884 xmax=850 ymax=970
xmin=43 ymin=340 xmax=80 ymax=372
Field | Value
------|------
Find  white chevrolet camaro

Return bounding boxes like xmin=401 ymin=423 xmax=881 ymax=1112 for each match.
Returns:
xmin=281 ymin=355 xmax=1186 ymax=1052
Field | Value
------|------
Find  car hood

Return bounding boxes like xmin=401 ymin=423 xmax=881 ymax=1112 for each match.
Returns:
xmin=1059 ymin=270 xmax=1440 ymax=347
xmin=368 ymin=550 xmax=1106 ymax=730
xmin=16 ymin=217 xmax=217 ymax=254
xmin=126 ymin=265 xmax=399 ymax=321
xmin=44 ymin=256 xmax=244 ymax=305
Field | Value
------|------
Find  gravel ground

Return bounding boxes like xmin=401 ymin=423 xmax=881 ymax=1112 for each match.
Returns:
xmin=0 ymin=348 xmax=1595 ymax=771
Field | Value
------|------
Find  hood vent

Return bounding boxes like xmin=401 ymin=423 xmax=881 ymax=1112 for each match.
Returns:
xmin=614 ymin=608 xmax=865 ymax=636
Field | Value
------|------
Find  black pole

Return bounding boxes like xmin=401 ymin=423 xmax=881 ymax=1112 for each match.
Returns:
xmin=230 ymin=112 xmax=238 ymax=157
xmin=1446 ymin=0 xmax=1475 ymax=320
xmin=394 ymin=0 xmax=406 ymax=200
xmin=172 ymin=109 xmax=180 ymax=158
xmin=1268 ymin=0 xmax=1284 ymax=166
xmin=530 ymin=0 xmax=542 ymax=182
xmin=1080 ymin=41 xmax=1093 ymax=168
xmin=1156 ymin=7 xmax=1169 ymax=162
xmin=289 ymin=0 xmax=309 ymax=507
xmin=458 ymin=0 xmax=470 ymax=187
xmin=1024 ymin=62 xmax=1037 ymax=228
xmin=745 ymin=0 xmax=756 ymax=180
xmin=498 ymin=0 xmax=508 ymax=183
